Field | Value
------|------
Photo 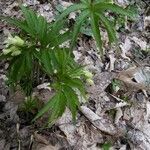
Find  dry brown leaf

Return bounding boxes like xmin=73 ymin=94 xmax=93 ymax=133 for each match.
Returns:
xmin=108 ymin=51 xmax=116 ymax=71
xmin=131 ymin=37 xmax=148 ymax=51
xmin=120 ymin=37 xmax=132 ymax=60
xmin=116 ymin=67 xmax=150 ymax=91
xmin=115 ymin=108 xmax=123 ymax=124
xmin=144 ymin=16 xmax=150 ymax=29
xmin=34 ymin=132 xmax=49 ymax=145
xmin=80 ymin=106 xmax=117 ymax=135
xmin=38 ymin=144 xmax=59 ymax=150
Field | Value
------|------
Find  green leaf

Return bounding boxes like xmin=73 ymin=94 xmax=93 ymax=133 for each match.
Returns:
xmin=68 ymin=66 xmax=86 ymax=78
xmin=63 ymin=77 xmax=86 ymax=99
xmin=71 ymin=10 xmax=89 ymax=49
xmin=63 ymin=85 xmax=79 ymax=122
xmin=33 ymin=92 xmax=61 ymax=121
xmin=97 ymin=13 xmax=116 ymax=43
xmin=102 ymin=142 xmax=112 ymax=150
xmin=55 ymin=4 xmax=87 ymax=23
xmin=25 ymin=51 xmax=33 ymax=73
xmin=21 ymin=6 xmax=37 ymax=35
xmin=37 ymin=16 xmax=48 ymax=45
xmin=90 ymin=12 xmax=103 ymax=56
xmin=0 ymin=16 xmax=32 ymax=34
xmin=80 ymin=0 xmax=91 ymax=5
xmin=56 ymin=30 xmax=71 ymax=47
xmin=94 ymin=3 xmax=135 ymax=18
xmin=8 ymin=51 xmax=32 ymax=82
xmin=47 ymin=92 xmax=67 ymax=125
xmin=8 ymin=56 xmax=25 ymax=82
xmin=54 ymin=49 xmax=69 ymax=73
xmin=39 ymin=50 xmax=53 ymax=75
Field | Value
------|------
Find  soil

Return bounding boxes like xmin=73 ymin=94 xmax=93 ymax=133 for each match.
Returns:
xmin=0 ymin=0 xmax=150 ymax=150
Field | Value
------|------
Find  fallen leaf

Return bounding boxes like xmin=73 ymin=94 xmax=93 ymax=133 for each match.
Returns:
xmin=115 ymin=108 xmax=123 ymax=124
xmin=131 ymin=36 xmax=147 ymax=51
xmin=81 ymin=106 xmax=117 ymax=135
xmin=120 ymin=37 xmax=132 ymax=60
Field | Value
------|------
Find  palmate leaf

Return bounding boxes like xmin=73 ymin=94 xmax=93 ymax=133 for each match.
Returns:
xmin=33 ymin=48 xmax=86 ymax=125
xmin=80 ymin=0 xmax=88 ymax=4
xmin=71 ymin=10 xmax=89 ymax=48
xmin=67 ymin=65 xmax=86 ymax=78
xmin=55 ymin=3 xmax=87 ymax=23
xmin=37 ymin=16 xmax=48 ymax=46
xmin=90 ymin=12 xmax=103 ymax=56
xmin=8 ymin=50 xmax=32 ymax=82
xmin=0 ymin=16 xmax=32 ymax=35
xmin=94 ymin=3 xmax=135 ymax=19
xmin=36 ymin=49 xmax=54 ymax=75
xmin=63 ymin=77 xmax=86 ymax=99
xmin=97 ymin=13 xmax=116 ymax=43
xmin=63 ymin=85 xmax=80 ymax=122
xmin=47 ymin=92 xmax=67 ymax=125
xmin=56 ymin=31 xmax=71 ymax=46
xmin=34 ymin=84 xmax=81 ymax=126
xmin=33 ymin=92 xmax=62 ymax=121
xmin=8 ymin=56 xmax=25 ymax=82
xmin=20 ymin=6 xmax=37 ymax=36
xmin=21 ymin=6 xmax=49 ymax=46
xmin=54 ymin=48 xmax=68 ymax=72
xmin=1 ymin=6 xmax=49 ymax=47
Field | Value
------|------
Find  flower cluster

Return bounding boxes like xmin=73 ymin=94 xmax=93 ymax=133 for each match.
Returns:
xmin=3 ymin=35 xmax=25 ymax=56
xmin=83 ymin=70 xmax=94 ymax=85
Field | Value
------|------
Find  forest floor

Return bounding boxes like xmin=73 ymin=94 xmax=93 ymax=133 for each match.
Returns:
xmin=0 ymin=0 xmax=150 ymax=150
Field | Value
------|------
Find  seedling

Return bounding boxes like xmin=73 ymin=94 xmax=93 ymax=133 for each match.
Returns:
xmin=0 ymin=6 xmax=87 ymax=126
xmin=0 ymin=1 xmax=135 ymax=125
xmin=55 ymin=0 xmax=135 ymax=56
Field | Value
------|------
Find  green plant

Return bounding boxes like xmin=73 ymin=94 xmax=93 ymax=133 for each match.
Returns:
xmin=0 ymin=6 xmax=87 ymax=125
xmin=34 ymin=48 xmax=87 ymax=125
xmin=111 ymin=79 xmax=121 ymax=93
xmin=0 ymin=0 xmax=135 ymax=126
xmin=102 ymin=142 xmax=112 ymax=150
xmin=21 ymin=96 xmax=39 ymax=113
xmin=55 ymin=0 xmax=134 ymax=56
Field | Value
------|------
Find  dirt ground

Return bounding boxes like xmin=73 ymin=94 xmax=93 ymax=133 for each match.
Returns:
xmin=0 ymin=0 xmax=150 ymax=150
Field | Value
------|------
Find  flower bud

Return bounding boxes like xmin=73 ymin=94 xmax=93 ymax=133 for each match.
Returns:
xmin=5 ymin=36 xmax=24 ymax=47
xmin=86 ymin=79 xmax=94 ymax=86
xmin=2 ymin=48 xmax=12 ymax=55
xmin=11 ymin=50 xmax=21 ymax=56
xmin=54 ymin=69 xmax=58 ymax=74
xmin=83 ymin=70 xmax=93 ymax=79
xmin=3 ymin=46 xmax=21 ymax=56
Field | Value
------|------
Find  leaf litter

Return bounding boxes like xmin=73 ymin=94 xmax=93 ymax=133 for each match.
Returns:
xmin=0 ymin=0 xmax=150 ymax=149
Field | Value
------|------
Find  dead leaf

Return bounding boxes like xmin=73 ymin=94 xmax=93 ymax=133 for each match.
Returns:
xmin=131 ymin=36 xmax=148 ymax=51
xmin=120 ymin=37 xmax=132 ymax=60
xmin=34 ymin=132 xmax=49 ymax=145
xmin=116 ymin=67 xmax=150 ymax=91
xmin=108 ymin=51 xmax=116 ymax=71
xmin=80 ymin=106 xmax=117 ymax=135
xmin=38 ymin=144 xmax=59 ymax=150
xmin=115 ymin=108 xmax=123 ymax=124
xmin=144 ymin=16 xmax=150 ymax=29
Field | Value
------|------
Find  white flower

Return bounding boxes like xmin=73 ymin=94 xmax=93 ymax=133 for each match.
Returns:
xmin=5 ymin=35 xmax=24 ymax=47
xmin=83 ymin=70 xmax=93 ymax=79
xmin=2 ymin=48 xmax=12 ymax=55
xmin=2 ymin=46 xmax=21 ymax=56
xmin=11 ymin=50 xmax=21 ymax=56
xmin=86 ymin=79 xmax=94 ymax=86
xmin=54 ymin=69 xmax=57 ymax=74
